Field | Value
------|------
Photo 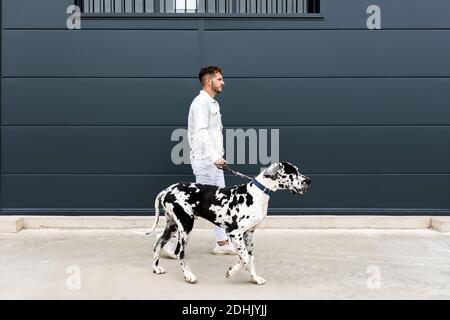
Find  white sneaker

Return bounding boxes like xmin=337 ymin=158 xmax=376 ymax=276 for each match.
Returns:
xmin=163 ymin=235 xmax=178 ymax=259
xmin=212 ymin=242 xmax=237 ymax=255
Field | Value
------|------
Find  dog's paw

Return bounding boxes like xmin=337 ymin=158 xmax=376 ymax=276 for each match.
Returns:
xmin=251 ymin=276 xmax=266 ymax=285
xmin=153 ymin=266 xmax=166 ymax=274
xmin=184 ymin=272 xmax=197 ymax=284
xmin=225 ymin=266 xmax=234 ymax=278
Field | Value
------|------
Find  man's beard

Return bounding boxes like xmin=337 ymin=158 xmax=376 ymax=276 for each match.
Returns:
xmin=212 ymin=85 xmax=222 ymax=95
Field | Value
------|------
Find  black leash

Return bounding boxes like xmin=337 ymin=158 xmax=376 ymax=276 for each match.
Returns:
xmin=218 ymin=164 xmax=253 ymax=180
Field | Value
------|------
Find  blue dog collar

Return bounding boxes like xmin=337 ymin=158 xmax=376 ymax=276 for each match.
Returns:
xmin=251 ymin=179 xmax=273 ymax=195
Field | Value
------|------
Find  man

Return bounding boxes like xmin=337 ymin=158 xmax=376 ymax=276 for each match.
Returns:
xmin=164 ymin=66 xmax=236 ymax=257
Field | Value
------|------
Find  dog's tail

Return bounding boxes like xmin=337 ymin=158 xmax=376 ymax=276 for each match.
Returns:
xmin=145 ymin=190 xmax=165 ymax=235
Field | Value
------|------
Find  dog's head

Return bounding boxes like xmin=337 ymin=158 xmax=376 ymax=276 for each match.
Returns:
xmin=262 ymin=162 xmax=311 ymax=195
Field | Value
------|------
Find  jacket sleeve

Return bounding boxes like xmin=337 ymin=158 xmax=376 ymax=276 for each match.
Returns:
xmin=192 ymin=100 xmax=222 ymax=163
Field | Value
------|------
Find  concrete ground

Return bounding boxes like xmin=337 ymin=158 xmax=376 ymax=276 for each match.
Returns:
xmin=1 ymin=228 xmax=450 ymax=300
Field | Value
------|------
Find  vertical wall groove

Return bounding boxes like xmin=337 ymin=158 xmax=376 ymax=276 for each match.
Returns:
xmin=1 ymin=0 xmax=3 ymax=210
xmin=198 ymin=18 xmax=204 ymax=69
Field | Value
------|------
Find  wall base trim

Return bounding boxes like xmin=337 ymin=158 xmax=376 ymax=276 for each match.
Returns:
xmin=1 ymin=215 xmax=449 ymax=233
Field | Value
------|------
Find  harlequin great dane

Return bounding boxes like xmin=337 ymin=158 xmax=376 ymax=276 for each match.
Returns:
xmin=149 ymin=161 xmax=311 ymax=285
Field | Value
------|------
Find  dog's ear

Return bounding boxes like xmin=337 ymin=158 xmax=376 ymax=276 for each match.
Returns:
xmin=263 ymin=163 xmax=281 ymax=180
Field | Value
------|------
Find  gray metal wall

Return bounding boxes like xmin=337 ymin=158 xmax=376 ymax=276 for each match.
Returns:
xmin=1 ymin=0 xmax=449 ymax=215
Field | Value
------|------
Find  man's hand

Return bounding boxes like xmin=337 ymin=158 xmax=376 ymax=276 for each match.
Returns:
xmin=214 ymin=158 xmax=227 ymax=169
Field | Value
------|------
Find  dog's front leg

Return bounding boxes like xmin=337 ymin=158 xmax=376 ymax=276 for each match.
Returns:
xmin=243 ymin=230 xmax=265 ymax=285
xmin=225 ymin=234 xmax=250 ymax=279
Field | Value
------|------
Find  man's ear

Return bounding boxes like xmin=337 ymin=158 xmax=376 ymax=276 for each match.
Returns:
xmin=263 ymin=163 xmax=281 ymax=180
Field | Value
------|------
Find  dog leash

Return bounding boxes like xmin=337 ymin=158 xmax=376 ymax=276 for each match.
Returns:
xmin=219 ymin=164 xmax=274 ymax=195
xmin=218 ymin=164 xmax=253 ymax=180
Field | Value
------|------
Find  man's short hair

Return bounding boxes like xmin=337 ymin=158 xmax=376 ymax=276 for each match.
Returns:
xmin=198 ymin=66 xmax=223 ymax=84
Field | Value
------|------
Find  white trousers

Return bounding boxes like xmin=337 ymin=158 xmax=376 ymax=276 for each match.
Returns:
xmin=191 ymin=159 xmax=228 ymax=242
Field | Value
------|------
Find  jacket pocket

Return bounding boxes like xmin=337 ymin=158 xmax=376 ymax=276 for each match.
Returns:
xmin=210 ymin=110 xmax=222 ymax=129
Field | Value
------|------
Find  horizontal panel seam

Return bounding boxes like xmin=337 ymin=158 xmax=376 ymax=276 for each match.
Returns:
xmin=2 ymin=173 xmax=450 ymax=176
xmin=4 ymin=76 xmax=450 ymax=79
xmin=2 ymin=125 xmax=450 ymax=127
xmin=4 ymin=28 xmax=450 ymax=31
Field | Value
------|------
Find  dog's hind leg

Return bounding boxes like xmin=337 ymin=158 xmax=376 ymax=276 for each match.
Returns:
xmin=160 ymin=200 xmax=197 ymax=283
xmin=152 ymin=219 xmax=177 ymax=274
xmin=174 ymin=217 xmax=196 ymax=284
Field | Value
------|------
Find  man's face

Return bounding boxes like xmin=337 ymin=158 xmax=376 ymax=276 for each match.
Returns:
xmin=209 ymin=72 xmax=225 ymax=94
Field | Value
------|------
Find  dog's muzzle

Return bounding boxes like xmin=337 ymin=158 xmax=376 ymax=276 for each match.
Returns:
xmin=294 ymin=177 xmax=311 ymax=195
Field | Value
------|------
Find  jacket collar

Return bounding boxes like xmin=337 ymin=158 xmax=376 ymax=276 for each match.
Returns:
xmin=199 ymin=90 xmax=217 ymax=103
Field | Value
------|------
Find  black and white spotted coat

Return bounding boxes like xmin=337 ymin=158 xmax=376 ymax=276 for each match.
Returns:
xmin=150 ymin=161 xmax=311 ymax=284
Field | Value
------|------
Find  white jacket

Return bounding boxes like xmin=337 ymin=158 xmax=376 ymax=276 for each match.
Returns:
xmin=187 ymin=90 xmax=225 ymax=163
